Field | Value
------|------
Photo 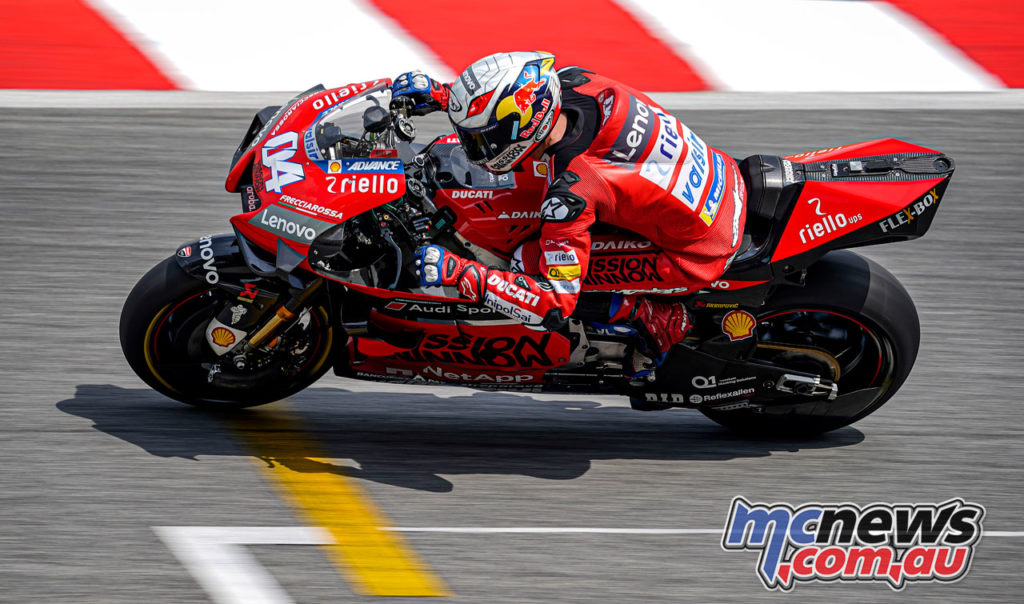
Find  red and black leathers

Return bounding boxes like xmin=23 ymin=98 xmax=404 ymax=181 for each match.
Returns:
xmin=441 ymin=68 xmax=747 ymax=328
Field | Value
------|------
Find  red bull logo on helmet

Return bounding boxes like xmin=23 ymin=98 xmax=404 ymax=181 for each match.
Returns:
xmin=512 ymin=77 xmax=541 ymax=114
xmin=496 ymin=56 xmax=556 ymax=141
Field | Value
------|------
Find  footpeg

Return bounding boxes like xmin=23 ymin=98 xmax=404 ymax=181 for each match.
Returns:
xmin=776 ymin=374 xmax=838 ymax=400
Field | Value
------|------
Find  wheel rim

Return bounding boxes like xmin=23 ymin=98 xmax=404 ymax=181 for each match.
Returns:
xmin=755 ymin=309 xmax=894 ymax=397
xmin=143 ymin=287 xmax=331 ymax=404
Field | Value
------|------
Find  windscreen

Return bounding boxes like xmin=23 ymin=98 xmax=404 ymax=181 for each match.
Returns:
xmin=306 ymin=88 xmax=392 ymax=161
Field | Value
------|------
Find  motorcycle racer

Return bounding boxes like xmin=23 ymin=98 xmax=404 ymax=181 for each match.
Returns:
xmin=394 ymin=52 xmax=746 ymax=374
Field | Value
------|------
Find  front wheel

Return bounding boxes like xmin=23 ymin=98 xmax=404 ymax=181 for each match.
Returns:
xmin=119 ymin=257 xmax=334 ymax=408
xmin=700 ymin=251 xmax=920 ymax=435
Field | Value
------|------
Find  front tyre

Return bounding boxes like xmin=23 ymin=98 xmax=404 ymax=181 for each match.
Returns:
xmin=119 ymin=257 xmax=333 ymax=408
xmin=700 ymin=251 xmax=919 ymax=435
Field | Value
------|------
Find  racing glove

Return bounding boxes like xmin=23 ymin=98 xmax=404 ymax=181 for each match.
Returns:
xmin=414 ymin=245 xmax=487 ymax=302
xmin=608 ymin=294 xmax=692 ymax=377
xmin=610 ymin=294 xmax=692 ymax=355
xmin=391 ymin=71 xmax=450 ymax=116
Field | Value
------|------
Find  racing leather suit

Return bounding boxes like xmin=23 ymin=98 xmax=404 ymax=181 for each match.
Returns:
xmin=449 ymin=68 xmax=747 ymax=330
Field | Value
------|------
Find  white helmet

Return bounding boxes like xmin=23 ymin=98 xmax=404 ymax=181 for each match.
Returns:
xmin=447 ymin=51 xmax=562 ymax=173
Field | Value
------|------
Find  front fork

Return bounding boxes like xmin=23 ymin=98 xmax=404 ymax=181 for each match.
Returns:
xmin=174 ymin=232 xmax=334 ymax=374
xmin=209 ymin=278 xmax=325 ymax=371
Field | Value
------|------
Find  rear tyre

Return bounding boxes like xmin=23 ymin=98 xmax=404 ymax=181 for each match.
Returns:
xmin=699 ymin=251 xmax=919 ymax=435
xmin=119 ymin=257 xmax=333 ymax=409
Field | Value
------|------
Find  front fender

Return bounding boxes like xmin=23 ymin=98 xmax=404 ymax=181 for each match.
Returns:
xmin=173 ymin=233 xmax=287 ymax=334
xmin=174 ymin=233 xmax=248 ymax=286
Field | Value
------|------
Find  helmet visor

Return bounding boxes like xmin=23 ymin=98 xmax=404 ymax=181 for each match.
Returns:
xmin=454 ymin=118 xmax=519 ymax=165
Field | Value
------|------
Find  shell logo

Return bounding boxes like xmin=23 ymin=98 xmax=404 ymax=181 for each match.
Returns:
xmin=211 ymin=327 xmax=236 ymax=347
xmin=328 ymin=161 xmax=343 ymax=174
xmin=722 ymin=310 xmax=756 ymax=341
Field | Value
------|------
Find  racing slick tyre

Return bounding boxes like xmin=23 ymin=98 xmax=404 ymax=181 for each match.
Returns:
xmin=699 ymin=251 xmax=919 ymax=436
xmin=120 ymin=257 xmax=333 ymax=409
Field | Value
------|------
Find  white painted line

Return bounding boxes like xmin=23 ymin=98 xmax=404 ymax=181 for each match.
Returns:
xmin=153 ymin=523 xmax=1023 ymax=603
xmin=617 ymin=0 xmax=1000 ymax=91
xmin=91 ymin=0 xmax=455 ymax=91
xmin=154 ymin=526 xmax=333 ymax=604
xmin=3 ymin=90 xmax=1024 ymax=110
xmin=0 ymin=90 xmax=295 ymax=108
xmin=650 ymin=90 xmax=1024 ymax=111
xmin=384 ymin=527 xmax=1024 ymax=537
xmin=382 ymin=527 xmax=722 ymax=534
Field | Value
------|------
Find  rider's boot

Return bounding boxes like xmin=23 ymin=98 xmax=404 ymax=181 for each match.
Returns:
xmin=609 ymin=294 xmax=692 ymax=377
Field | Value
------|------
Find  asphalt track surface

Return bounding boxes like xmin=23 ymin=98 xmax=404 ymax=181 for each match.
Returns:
xmin=2 ymin=93 xmax=1023 ymax=603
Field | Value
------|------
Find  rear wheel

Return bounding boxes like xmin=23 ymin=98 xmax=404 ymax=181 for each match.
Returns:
xmin=700 ymin=251 xmax=919 ymax=435
xmin=120 ymin=257 xmax=333 ymax=408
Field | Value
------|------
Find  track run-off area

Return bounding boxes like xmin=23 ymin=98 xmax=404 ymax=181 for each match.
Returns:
xmin=1 ymin=91 xmax=1023 ymax=603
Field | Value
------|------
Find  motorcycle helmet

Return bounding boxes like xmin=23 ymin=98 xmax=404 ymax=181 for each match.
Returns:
xmin=447 ymin=51 xmax=562 ymax=173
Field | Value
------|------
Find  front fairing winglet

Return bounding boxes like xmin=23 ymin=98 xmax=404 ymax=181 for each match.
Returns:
xmin=232 ymin=226 xmax=308 ymax=289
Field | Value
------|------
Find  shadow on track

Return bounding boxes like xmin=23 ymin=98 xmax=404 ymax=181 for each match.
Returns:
xmin=58 ymin=384 xmax=865 ymax=492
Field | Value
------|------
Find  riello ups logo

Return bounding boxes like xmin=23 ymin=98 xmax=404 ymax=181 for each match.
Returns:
xmin=722 ymin=497 xmax=985 ymax=591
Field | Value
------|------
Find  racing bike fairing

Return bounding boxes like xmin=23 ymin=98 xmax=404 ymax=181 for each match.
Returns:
xmin=772 ymin=138 xmax=953 ymax=263
xmin=118 ymin=72 xmax=954 ymax=436
xmin=429 ymin=141 xmax=549 ymax=258
xmin=714 ymin=138 xmax=954 ymax=295
xmin=226 ymin=83 xmax=408 ymax=276
xmin=225 ymin=85 xmax=323 ymax=193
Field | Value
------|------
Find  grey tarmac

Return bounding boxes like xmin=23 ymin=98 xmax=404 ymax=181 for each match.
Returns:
xmin=0 ymin=93 xmax=1021 ymax=603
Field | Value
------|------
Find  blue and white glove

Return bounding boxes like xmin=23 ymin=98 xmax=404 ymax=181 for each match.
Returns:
xmin=413 ymin=245 xmax=486 ymax=302
xmin=391 ymin=71 xmax=449 ymax=116
xmin=414 ymin=245 xmax=458 ymax=286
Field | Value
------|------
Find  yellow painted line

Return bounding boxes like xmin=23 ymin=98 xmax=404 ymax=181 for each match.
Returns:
xmin=229 ymin=403 xmax=450 ymax=597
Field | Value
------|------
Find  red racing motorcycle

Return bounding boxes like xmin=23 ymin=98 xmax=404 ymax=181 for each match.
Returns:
xmin=120 ymin=80 xmax=953 ymax=435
